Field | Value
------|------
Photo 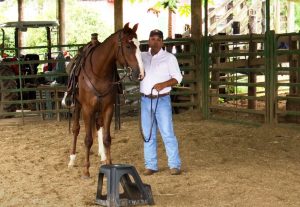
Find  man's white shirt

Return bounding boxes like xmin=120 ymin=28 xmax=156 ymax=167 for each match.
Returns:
xmin=140 ymin=49 xmax=183 ymax=95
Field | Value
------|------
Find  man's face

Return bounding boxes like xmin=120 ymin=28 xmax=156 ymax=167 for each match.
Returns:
xmin=148 ymin=35 xmax=163 ymax=51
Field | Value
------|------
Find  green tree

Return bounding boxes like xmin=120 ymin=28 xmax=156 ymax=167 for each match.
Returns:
xmin=295 ymin=2 xmax=300 ymax=31
xmin=147 ymin=0 xmax=181 ymax=38
xmin=0 ymin=0 xmax=113 ymax=56
xmin=64 ymin=0 xmax=113 ymax=45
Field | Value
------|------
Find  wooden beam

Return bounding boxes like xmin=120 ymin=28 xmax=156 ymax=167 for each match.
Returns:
xmin=114 ymin=0 xmax=123 ymax=32
xmin=191 ymin=0 xmax=202 ymax=39
xmin=57 ymin=0 xmax=65 ymax=47
xmin=17 ymin=0 xmax=24 ymax=51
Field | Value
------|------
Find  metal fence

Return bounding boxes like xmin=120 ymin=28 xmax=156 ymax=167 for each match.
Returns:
xmin=0 ymin=39 xmax=199 ymax=124
xmin=1 ymin=34 xmax=299 ymax=125
xmin=202 ymin=31 xmax=300 ymax=125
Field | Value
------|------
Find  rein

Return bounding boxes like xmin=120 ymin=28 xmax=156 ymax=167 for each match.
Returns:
xmin=140 ymin=88 xmax=160 ymax=143
xmin=82 ymin=66 xmax=115 ymax=98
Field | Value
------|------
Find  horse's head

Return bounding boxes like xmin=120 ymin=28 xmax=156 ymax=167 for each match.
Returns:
xmin=116 ymin=23 xmax=144 ymax=81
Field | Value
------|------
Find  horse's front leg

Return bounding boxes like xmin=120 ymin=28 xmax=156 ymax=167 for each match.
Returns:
xmin=102 ymin=104 xmax=114 ymax=165
xmin=68 ymin=103 xmax=81 ymax=167
xmin=96 ymin=113 xmax=106 ymax=163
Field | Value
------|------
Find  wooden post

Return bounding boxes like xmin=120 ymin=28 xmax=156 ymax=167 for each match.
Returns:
xmin=191 ymin=0 xmax=202 ymax=39
xmin=289 ymin=39 xmax=298 ymax=95
xmin=286 ymin=37 xmax=300 ymax=123
xmin=17 ymin=0 xmax=24 ymax=55
xmin=191 ymin=0 xmax=202 ymax=111
xmin=114 ymin=0 xmax=123 ymax=32
xmin=57 ymin=0 xmax=65 ymax=49
xmin=211 ymin=42 xmax=220 ymax=91
xmin=248 ymin=15 xmax=257 ymax=109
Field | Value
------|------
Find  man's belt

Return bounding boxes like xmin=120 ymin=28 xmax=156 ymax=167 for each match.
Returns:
xmin=141 ymin=92 xmax=170 ymax=99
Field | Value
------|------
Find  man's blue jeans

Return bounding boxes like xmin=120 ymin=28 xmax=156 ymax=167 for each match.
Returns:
xmin=141 ymin=95 xmax=181 ymax=171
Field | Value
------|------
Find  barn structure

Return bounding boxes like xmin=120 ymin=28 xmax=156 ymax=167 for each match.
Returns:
xmin=0 ymin=0 xmax=300 ymax=126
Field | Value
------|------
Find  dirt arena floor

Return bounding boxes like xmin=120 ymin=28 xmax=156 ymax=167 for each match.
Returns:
xmin=0 ymin=111 xmax=300 ymax=207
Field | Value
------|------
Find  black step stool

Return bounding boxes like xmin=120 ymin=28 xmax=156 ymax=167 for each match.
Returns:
xmin=95 ymin=164 xmax=154 ymax=207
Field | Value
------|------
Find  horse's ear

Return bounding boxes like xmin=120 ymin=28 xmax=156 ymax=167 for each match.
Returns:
xmin=123 ymin=22 xmax=130 ymax=30
xmin=132 ymin=23 xmax=138 ymax=33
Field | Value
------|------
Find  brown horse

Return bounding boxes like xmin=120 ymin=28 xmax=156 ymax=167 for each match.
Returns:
xmin=66 ymin=23 xmax=144 ymax=178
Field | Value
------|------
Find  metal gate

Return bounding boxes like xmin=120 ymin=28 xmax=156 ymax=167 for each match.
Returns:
xmin=202 ymin=31 xmax=300 ymax=124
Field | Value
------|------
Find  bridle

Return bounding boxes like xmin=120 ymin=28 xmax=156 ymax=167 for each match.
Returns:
xmin=82 ymin=29 xmax=138 ymax=98
xmin=117 ymin=30 xmax=135 ymax=81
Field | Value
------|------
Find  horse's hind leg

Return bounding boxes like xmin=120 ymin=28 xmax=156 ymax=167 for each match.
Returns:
xmin=82 ymin=108 xmax=95 ymax=178
xmin=68 ymin=103 xmax=81 ymax=167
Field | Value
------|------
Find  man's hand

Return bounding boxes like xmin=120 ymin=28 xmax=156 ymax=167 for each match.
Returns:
xmin=153 ymin=82 xmax=167 ymax=92
xmin=153 ymin=78 xmax=178 ymax=92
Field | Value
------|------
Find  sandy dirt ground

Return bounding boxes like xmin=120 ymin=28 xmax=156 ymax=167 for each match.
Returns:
xmin=0 ymin=111 xmax=300 ymax=207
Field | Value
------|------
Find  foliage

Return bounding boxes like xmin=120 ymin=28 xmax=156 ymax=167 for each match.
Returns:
xmin=161 ymin=0 xmax=179 ymax=13
xmin=128 ymin=0 xmax=144 ymax=3
xmin=0 ymin=0 xmax=113 ymax=56
xmin=149 ymin=0 xmax=190 ymax=17
xmin=295 ymin=2 xmax=300 ymax=31
xmin=64 ymin=0 xmax=113 ymax=45
xmin=178 ymin=3 xmax=191 ymax=17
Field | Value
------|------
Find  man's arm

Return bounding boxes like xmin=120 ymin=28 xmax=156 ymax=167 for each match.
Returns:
xmin=153 ymin=78 xmax=178 ymax=92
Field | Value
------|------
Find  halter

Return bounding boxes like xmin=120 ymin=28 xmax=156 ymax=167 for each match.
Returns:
xmin=117 ymin=31 xmax=134 ymax=81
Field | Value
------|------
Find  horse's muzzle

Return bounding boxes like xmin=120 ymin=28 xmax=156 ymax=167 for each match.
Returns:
xmin=131 ymin=69 xmax=141 ymax=81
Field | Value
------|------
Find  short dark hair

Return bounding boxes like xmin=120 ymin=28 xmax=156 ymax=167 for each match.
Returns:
xmin=149 ymin=29 xmax=163 ymax=39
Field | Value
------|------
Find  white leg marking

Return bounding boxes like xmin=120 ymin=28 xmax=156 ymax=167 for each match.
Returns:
xmin=133 ymin=38 xmax=145 ymax=79
xmin=97 ymin=127 xmax=107 ymax=161
xmin=61 ymin=92 xmax=68 ymax=107
xmin=68 ymin=154 xmax=76 ymax=167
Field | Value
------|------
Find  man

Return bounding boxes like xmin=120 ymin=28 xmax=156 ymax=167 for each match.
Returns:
xmin=140 ymin=29 xmax=183 ymax=176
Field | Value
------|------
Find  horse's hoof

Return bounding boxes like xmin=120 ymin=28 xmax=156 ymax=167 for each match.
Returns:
xmin=68 ymin=161 xmax=75 ymax=167
xmin=68 ymin=164 xmax=77 ymax=168
xmin=81 ymin=175 xmax=91 ymax=179
xmin=100 ymin=160 xmax=112 ymax=165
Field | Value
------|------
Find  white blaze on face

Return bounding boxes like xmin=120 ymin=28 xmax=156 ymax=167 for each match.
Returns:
xmin=97 ymin=127 xmax=106 ymax=161
xmin=132 ymin=38 xmax=145 ymax=79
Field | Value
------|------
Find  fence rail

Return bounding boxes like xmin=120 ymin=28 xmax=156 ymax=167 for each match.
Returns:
xmin=0 ymin=39 xmax=199 ymax=123
xmin=1 ymin=33 xmax=300 ymax=125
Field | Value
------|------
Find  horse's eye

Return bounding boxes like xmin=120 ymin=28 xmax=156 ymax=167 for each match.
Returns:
xmin=126 ymin=45 xmax=131 ymax=49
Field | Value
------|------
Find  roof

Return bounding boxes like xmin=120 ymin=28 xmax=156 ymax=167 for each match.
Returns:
xmin=0 ymin=21 xmax=59 ymax=29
